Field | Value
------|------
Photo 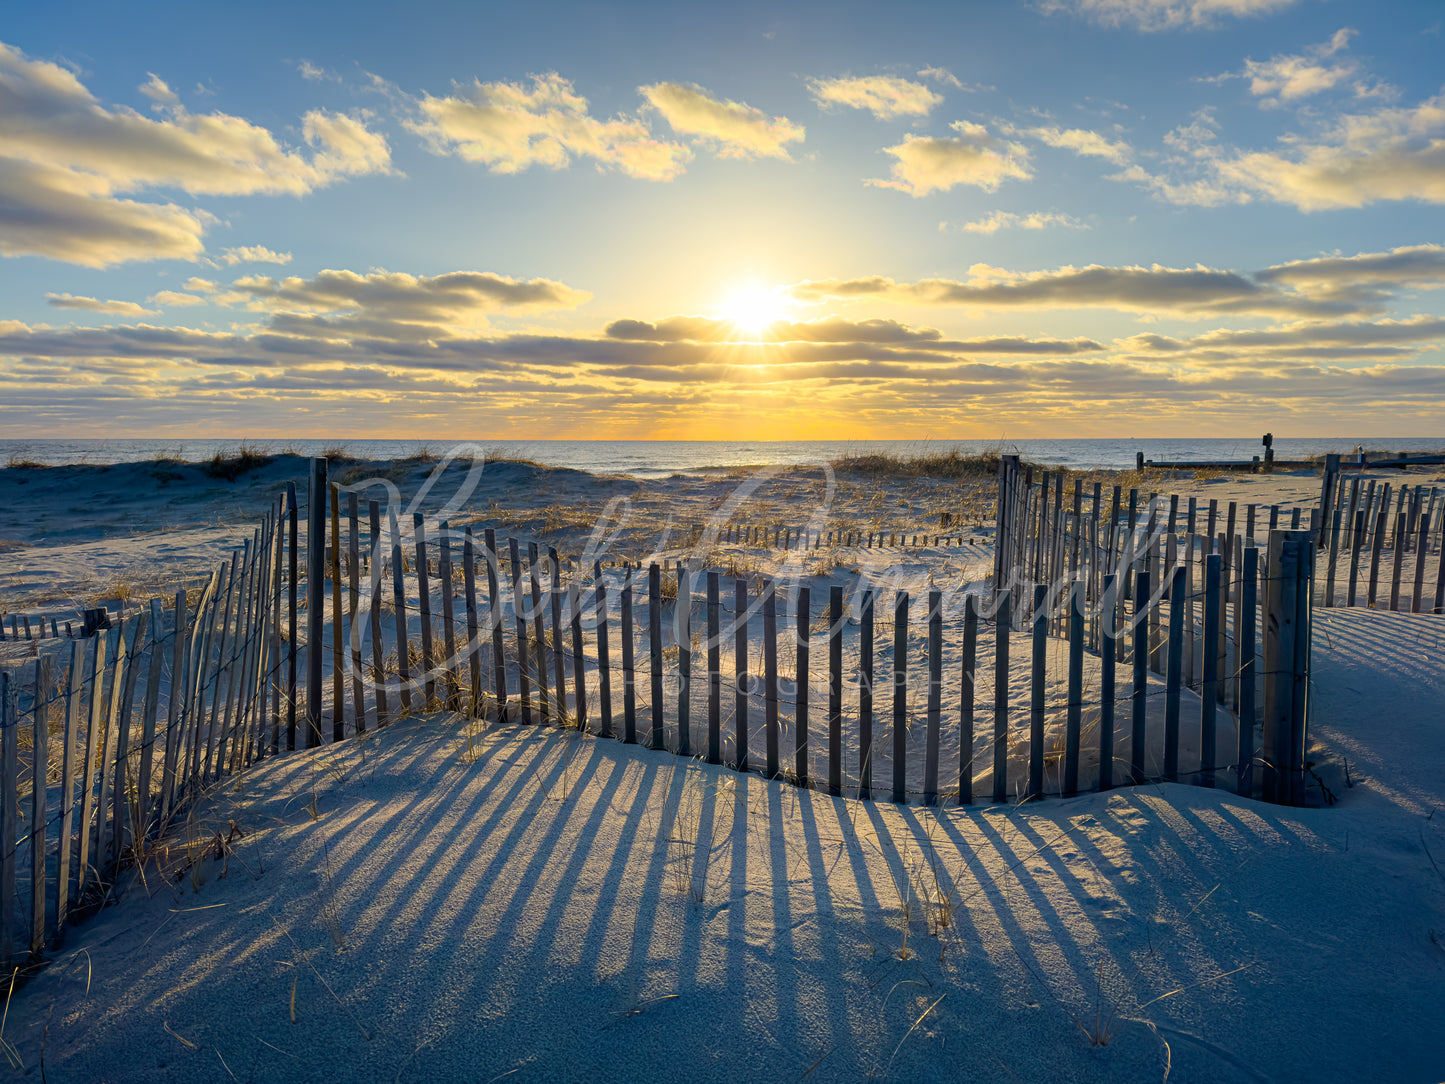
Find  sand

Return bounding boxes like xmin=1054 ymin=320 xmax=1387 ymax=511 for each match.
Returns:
xmin=2 ymin=454 xmax=1444 ymax=1082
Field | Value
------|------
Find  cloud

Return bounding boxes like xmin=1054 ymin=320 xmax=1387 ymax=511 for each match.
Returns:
xmin=297 ymin=60 xmax=340 ymax=83
xmin=183 ymin=277 xmax=218 ymax=293
xmin=408 ymin=72 xmax=691 ymax=180
xmin=46 ymin=292 xmax=157 ymax=316
xmin=222 ymin=245 xmax=293 ymax=266
xmin=1214 ymin=95 xmax=1445 ymax=209
xmin=1211 ymin=28 xmax=1359 ymax=106
xmin=1118 ymin=94 xmax=1445 ymax=211
xmin=868 ymin=121 xmax=1031 ymax=196
xmin=1255 ymin=244 xmax=1445 ymax=298
xmin=147 ymin=290 xmax=209 ymax=308
xmin=807 ymin=75 xmax=943 ymax=119
xmin=1040 ymin=0 xmax=1302 ymax=31
xmin=228 ymin=268 xmax=591 ymax=337
xmin=917 ymin=66 xmax=966 ymax=90
xmin=641 ymin=82 xmax=805 ymax=159
xmin=1015 ymin=125 xmax=1132 ymax=164
xmin=782 ymin=260 xmax=1373 ymax=319
xmin=953 ymin=210 xmax=1088 ymax=233
xmin=0 ymin=39 xmax=392 ymax=266
xmin=0 ymin=157 xmax=210 ymax=266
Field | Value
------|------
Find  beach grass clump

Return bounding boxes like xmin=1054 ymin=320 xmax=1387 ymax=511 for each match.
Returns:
xmin=830 ymin=448 xmax=1003 ymax=480
xmin=4 ymin=455 xmax=47 ymax=469
xmin=203 ymin=441 xmax=273 ymax=481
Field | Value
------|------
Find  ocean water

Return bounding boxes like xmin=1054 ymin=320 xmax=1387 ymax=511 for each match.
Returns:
xmin=2 ymin=437 xmax=1441 ymax=478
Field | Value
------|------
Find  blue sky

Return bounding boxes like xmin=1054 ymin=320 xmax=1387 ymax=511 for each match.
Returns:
xmin=2 ymin=0 xmax=1443 ymax=438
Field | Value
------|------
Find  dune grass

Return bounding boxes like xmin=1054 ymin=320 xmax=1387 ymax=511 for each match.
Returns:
xmin=202 ymin=441 xmax=273 ymax=481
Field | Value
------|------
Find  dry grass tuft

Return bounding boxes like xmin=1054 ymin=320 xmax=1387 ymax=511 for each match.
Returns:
xmin=203 ymin=441 xmax=273 ymax=482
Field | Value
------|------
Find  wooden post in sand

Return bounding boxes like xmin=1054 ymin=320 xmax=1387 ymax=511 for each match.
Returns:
xmin=959 ymin=594 xmax=978 ymax=805
xmin=330 ymin=485 xmax=345 ymax=742
xmin=707 ymin=572 xmax=721 ymax=764
xmin=305 ymin=458 xmax=325 ymax=747
xmin=1263 ymin=530 xmax=1312 ymax=804
xmin=795 ymin=586 xmax=810 ymax=787
xmin=676 ymin=565 xmax=691 ymax=756
xmin=416 ymin=516 xmax=436 ymax=709
xmin=855 ymin=588 xmax=870 ymax=799
xmin=1164 ymin=566 xmax=1184 ymax=784
xmin=1389 ymin=513 xmax=1406 ymax=612
xmin=1366 ymin=511 xmax=1387 ymax=608
xmin=569 ymin=581 xmax=587 ymax=734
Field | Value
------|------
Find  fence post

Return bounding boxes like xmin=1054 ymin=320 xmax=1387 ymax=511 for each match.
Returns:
xmin=891 ymin=591 xmax=909 ymax=804
xmin=764 ymin=580 xmax=779 ymax=778
xmin=734 ymin=578 xmax=748 ymax=771
xmin=306 ymin=458 xmax=326 ymax=747
xmin=1099 ymin=574 xmax=1117 ymax=792
xmin=648 ymin=563 xmax=663 ymax=749
xmin=959 ymin=594 xmax=978 ymax=805
xmin=1 ymin=672 xmax=14 ymax=968
xmin=707 ymin=571 xmax=720 ymax=764
xmin=1263 ymin=530 xmax=1313 ymax=804
xmin=856 ymin=587 xmax=872 ymax=799
xmin=924 ymin=589 xmax=942 ymax=806
xmin=795 ymin=585 xmax=810 ymax=787
xmin=1028 ymin=583 xmax=1047 ymax=802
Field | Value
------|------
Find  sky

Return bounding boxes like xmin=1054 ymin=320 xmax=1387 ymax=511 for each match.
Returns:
xmin=2 ymin=0 xmax=1443 ymax=440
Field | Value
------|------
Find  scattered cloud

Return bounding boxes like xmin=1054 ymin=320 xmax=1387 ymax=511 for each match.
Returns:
xmin=183 ymin=277 xmax=218 ymax=293
xmin=1040 ymin=0 xmax=1303 ymax=32
xmin=1014 ymin=124 xmax=1132 ymax=164
xmin=641 ymin=82 xmax=805 ymax=159
xmin=0 ymin=39 xmax=392 ymax=266
xmin=917 ymin=66 xmax=965 ymax=90
xmin=298 ymin=60 xmax=340 ymax=82
xmin=1209 ymin=28 xmax=1360 ymax=107
xmin=408 ymin=72 xmax=691 ymax=180
xmin=952 ymin=210 xmax=1088 ymax=233
xmin=147 ymin=290 xmax=210 ymax=308
xmin=46 ymin=292 xmax=157 ymax=316
xmin=228 ymin=268 xmax=591 ymax=338
xmin=780 ymin=255 xmax=1410 ymax=319
xmin=807 ymin=75 xmax=943 ymax=119
xmin=869 ymin=121 xmax=1032 ymax=196
xmin=222 ymin=245 xmax=293 ymax=266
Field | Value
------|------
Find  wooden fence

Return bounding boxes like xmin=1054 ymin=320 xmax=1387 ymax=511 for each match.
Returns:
xmin=1 ymin=455 xmax=1330 ymax=970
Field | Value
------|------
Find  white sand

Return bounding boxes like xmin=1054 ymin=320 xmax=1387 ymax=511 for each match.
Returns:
xmin=3 ymin=458 xmax=1444 ymax=1082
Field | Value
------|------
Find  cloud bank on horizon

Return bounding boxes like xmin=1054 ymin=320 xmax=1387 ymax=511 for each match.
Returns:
xmin=1 ymin=0 xmax=1443 ymax=438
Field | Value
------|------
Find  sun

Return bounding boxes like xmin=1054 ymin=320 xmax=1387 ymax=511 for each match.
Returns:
xmin=718 ymin=285 xmax=789 ymax=337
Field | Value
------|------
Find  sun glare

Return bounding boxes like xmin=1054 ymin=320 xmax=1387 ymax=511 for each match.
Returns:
xmin=718 ymin=286 xmax=789 ymax=337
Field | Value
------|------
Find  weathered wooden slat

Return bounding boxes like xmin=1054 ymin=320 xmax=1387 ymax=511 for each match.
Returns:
xmin=135 ymin=599 xmax=166 ymax=849
xmin=891 ymin=591 xmax=909 ymax=804
xmin=549 ymin=547 xmax=567 ymax=722
xmin=707 ymin=571 xmax=721 ymax=764
xmin=348 ymin=491 xmax=366 ymax=732
xmin=106 ymin=611 xmax=148 ymax=877
xmin=482 ymin=528 xmax=504 ymax=713
xmin=371 ymin=504 xmax=392 ymax=725
xmin=992 ymin=590 xmax=1011 ymax=803
xmin=206 ymin=552 xmax=240 ymax=775
xmin=528 ymin=541 xmax=548 ymax=720
xmin=1028 ymin=583 xmax=1046 ymax=802
xmin=331 ymin=484 xmax=346 ymax=741
xmin=569 ymin=581 xmax=588 ymax=733
xmin=594 ymin=579 xmax=612 ymax=737
xmin=763 ymin=580 xmax=779 ymax=779
xmin=56 ymin=638 xmax=85 ymax=931
xmin=676 ymin=564 xmax=692 ymax=756
xmin=1131 ymin=570 xmax=1148 ymax=784
xmin=1099 ymin=574 xmax=1117 ymax=792
xmin=1366 ymin=509 xmax=1387 ymax=608
xmin=648 ymin=564 xmax=663 ymax=748
xmin=924 ymin=589 xmax=943 ymax=806
xmin=1200 ymin=554 xmax=1221 ymax=788
xmin=1237 ymin=545 xmax=1258 ymax=797
xmin=1164 ymin=565 xmax=1184 ymax=783
xmin=959 ymin=594 xmax=978 ymax=805
xmin=621 ymin=565 xmax=635 ymax=742
xmin=0 ymin=672 xmax=15 ymax=967
xmin=795 ymin=586 xmax=810 ymax=786
xmin=856 ymin=587 xmax=872 ymax=800
xmin=160 ymin=589 xmax=187 ymax=825
xmin=415 ymin=514 xmax=437 ymax=709
xmin=1064 ymin=581 xmax=1084 ymax=797
xmin=734 ymin=578 xmax=749 ymax=772
xmin=31 ymin=655 xmax=52 ymax=953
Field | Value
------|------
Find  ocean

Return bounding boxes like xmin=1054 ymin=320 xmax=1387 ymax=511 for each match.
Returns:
xmin=2 ymin=437 xmax=1441 ymax=478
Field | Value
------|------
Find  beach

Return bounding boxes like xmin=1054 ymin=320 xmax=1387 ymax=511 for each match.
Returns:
xmin=1 ymin=453 xmax=1443 ymax=1082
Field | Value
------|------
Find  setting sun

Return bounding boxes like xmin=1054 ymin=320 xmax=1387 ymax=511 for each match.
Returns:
xmin=718 ymin=285 xmax=790 ymax=337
